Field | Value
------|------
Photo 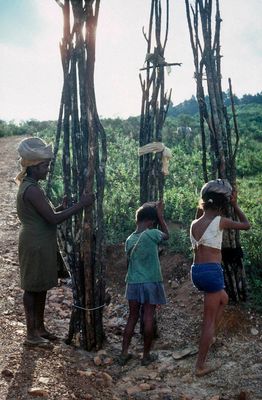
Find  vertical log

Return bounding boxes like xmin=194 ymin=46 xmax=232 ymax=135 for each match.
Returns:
xmin=139 ymin=0 xmax=172 ymax=204
xmin=185 ymin=0 xmax=247 ymax=301
xmin=52 ymin=0 xmax=106 ymax=350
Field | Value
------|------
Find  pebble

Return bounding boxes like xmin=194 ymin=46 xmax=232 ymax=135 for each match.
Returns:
xmin=28 ymin=387 xmax=49 ymax=397
xmin=251 ymin=328 xmax=259 ymax=335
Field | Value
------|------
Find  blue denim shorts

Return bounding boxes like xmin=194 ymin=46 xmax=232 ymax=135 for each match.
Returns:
xmin=125 ymin=282 xmax=167 ymax=304
xmin=191 ymin=263 xmax=225 ymax=293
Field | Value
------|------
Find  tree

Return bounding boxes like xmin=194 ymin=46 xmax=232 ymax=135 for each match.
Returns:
xmin=48 ymin=0 xmax=107 ymax=350
xmin=139 ymin=0 xmax=181 ymax=204
xmin=185 ymin=0 xmax=247 ymax=301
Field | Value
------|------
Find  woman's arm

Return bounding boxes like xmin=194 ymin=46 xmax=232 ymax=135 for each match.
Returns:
xmin=55 ymin=195 xmax=67 ymax=212
xmin=220 ymin=191 xmax=251 ymax=231
xmin=24 ymin=186 xmax=94 ymax=225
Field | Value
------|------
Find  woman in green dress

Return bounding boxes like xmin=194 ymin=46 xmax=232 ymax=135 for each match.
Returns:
xmin=16 ymin=137 xmax=93 ymax=347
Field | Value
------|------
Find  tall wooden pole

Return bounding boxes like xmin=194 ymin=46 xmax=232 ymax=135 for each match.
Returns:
xmin=185 ymin=0 xmax=247 ymax=301
xmin=51 ymin=0 xmax=107 ymax=350
xmin=139 ymin=0 xmax=173 ymax=204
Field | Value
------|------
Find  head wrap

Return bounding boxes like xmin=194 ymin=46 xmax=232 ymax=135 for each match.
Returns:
xmin=200 ymin=179 xmax=233 ymax=199
xmin=15 ymin=137 xmax=54 ymax=184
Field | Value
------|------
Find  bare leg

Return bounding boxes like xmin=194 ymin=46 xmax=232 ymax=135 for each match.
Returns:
xmin=142 ymin=303 xmax=156 ymax=358
xmin=195 ymin=291 xmax=225 ymax=374
xmin=121 ymin=300 xmax=140 ymax=356
xmin=35 ymin=291 xmax=47 ymax=335
xmin=23 ymin=291 xmax=39 ymax=339
xmin=215 ymin=289 xmax=228 ymax=332
xmin=23 ymin=291 xmax=51 ymax=346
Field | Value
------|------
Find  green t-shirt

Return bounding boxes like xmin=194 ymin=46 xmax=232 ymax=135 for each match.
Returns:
xmin=125 ymin=228 xmax=164 ymax=283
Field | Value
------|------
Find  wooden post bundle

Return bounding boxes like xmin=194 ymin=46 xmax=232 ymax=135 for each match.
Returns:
xmin=49 ymin=0 xmax=107 ymax=350
xmin=139 ymin=0 xmax=180 ymax=204
xmin=139 ymin=0 xmax=179 ymax=337
xmin=185 ymin=0 xmax=247 ymax=301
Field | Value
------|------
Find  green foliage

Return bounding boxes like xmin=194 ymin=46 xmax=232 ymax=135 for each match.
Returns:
xmin=102 ymin=121 xmax=139 ymax=243
xmin=0 ymin=119 xmax=56 ymax=138
xmin=168 ymin=228 xmax=192 ymax=258
xmin=237 ymin=177 xmax=262 ymax=309
xmin=235 ymin=104 xmax=262 ymax=178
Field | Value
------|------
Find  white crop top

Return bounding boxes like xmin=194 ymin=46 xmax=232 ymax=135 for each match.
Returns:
xmin=190 ymin=216 xmax=223 ymax=250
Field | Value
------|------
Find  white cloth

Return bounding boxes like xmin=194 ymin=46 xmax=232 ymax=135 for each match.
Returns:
xmin=17 ymin=137 xmax=53 ymax=160
xmin=15 ymin=137 xmax=53 ymax=184
xmin=138 ymin=142 xmax=172 ymax=176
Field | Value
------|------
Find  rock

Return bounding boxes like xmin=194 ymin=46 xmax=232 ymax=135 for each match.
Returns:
xmin=126 ymin=385 xmax=142 ymax=396
xmin=147 ymin=371 xmax=158 ymax=380
xmin=172 ymin=346 xmax=198 ymax=360
xmin=181 ymin=373 xmax=193 ymax=383
xmin=1 ymin=369 xmax=14 ymax=378
xmin=104 ymin=357 xmax=114 ymax=365
xmin=28 ymin=387 xmax=49 ymax=397
xmin=101 ymin=372 xmax=113 ymax=386
xmin=251 ymin=328 xmax=259 ymax=335
xmin=209 ymin=396 xmax=220 ymax=400
xmin=139 ymin=383 xmax=151 ymax=391
xmin=154 ymin=387 xmax=172 ymax=395
xmin=97 ymin=349 xmax=107 ymax=356
xmin=171 ymin=281 xmax=179 ymax=289
xmin=38 ymin=377 xmax=50 ymax=384
xmin=77 ymin=369 xmax=94 ymax=377
xmin=93 ymin=355 xmax=102 ymax=366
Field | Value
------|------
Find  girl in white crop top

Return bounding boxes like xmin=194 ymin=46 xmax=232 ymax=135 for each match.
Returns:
xmin=190 ymin=215 xmax=223 ymax=250
xmin=190 ymin=180 xmax=250 ymax=377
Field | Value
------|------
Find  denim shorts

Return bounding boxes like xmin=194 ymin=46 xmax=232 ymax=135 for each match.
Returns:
xmin=125 ymin=282 xmax=167 ymax=304
xmin=191 ymin=263 xmax=225 ymax=293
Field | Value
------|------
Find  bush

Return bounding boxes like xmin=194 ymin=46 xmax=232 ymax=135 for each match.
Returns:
xmin=168 ymin=228 xmax=192 ymax=258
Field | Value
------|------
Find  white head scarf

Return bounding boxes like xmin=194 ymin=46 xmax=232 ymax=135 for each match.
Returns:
xmin=15 ymin=137 xmax=54 ymax=184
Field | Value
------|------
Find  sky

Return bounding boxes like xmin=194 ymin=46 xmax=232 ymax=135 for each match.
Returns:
xmin=0 ymin=0 xmax=261 ymax=122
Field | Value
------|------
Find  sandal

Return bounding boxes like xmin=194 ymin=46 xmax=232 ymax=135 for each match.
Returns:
xmin=117 ymin=353 xmax=133 ymax=366
xmin=23 ymin=336 xmax=51 ymax=348
xmin=40 ymin=331 xmax=58 ymax=341
xmin=141 ymin=352 xmax=158 ymax=366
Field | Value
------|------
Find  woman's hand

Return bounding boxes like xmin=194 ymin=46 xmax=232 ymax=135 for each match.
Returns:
xmin=79 ymin=192 xmax=95 ymax=208
xmin=230 ymin=190 xmax=238 ymax=207
xmin=61 ymin=195 xmax=68 ymax=210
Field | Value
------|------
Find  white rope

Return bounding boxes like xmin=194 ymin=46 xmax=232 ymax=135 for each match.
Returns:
xmin=72 ymin=303 xmax=106 ymax=312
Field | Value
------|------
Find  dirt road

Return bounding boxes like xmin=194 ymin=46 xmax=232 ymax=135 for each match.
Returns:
xmin=0 ymin=135 xmax=261 ymax=400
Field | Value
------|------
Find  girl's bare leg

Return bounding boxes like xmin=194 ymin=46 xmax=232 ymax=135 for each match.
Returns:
xmin=195 ymin=291 xmax=226 ymax=374
xmin=142 ymin=303 xmax=156 ymax=358
xmin=121 ymin=300 xmax=140 ymax=356
xmin=215 ymin=289 xmax=228 ymax=332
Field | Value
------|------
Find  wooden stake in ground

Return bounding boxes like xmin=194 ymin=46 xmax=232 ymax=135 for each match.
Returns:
xmin=139 ymin=0 xmax=181 ymax=204
xmin=185 ymin=0 xmax=247 ymax=301
xmin=49 ymin=0 xmax=107 ymax=350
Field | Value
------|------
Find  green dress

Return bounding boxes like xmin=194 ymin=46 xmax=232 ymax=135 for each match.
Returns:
xmin=17 ymin=177 xmax=58 ymax=292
